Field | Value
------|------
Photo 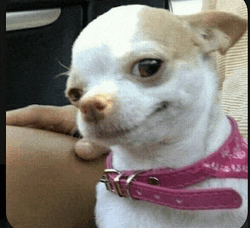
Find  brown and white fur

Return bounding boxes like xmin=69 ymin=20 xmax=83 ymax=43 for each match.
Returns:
xmin=65 ymin=5 xmax=247 ymax=228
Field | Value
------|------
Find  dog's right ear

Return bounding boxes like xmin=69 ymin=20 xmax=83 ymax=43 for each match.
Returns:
xmin=183 ymin=11 xmax=247 ymax=55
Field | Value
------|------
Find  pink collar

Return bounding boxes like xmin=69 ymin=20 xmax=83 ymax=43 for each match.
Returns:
xmin=100 ymin=117 xmax=248 ymax=210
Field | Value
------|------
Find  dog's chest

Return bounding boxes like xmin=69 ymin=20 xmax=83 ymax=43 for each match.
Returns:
xmin=94 ymin=118 xmax=248 ymax=228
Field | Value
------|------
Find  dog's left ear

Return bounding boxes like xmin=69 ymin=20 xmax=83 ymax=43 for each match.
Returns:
xmin=183 ymin=11 xmax=247 ymax=55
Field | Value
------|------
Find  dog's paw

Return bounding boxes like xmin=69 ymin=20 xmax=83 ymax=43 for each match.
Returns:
xmin=75 ymin=138 xmax=110 ymax=160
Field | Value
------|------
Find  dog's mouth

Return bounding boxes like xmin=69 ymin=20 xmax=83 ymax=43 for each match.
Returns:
xmin=84 ymin=101 xmax=169 ymax=139
xmin=92 ymin=125 xmax=135 ymax=139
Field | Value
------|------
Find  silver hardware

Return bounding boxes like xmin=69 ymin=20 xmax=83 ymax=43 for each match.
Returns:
xmin=101 ymin=169 xmax=144 ymax=199
xmin=100 ymin=169 xmax=121 ymax=191
xmin=114 ymin=173 xmax=124 ymax=197
xmin=148 ymin=177 xmax=160 ymax=185
xmin=126 ymin=171 xmax=143 ymax=199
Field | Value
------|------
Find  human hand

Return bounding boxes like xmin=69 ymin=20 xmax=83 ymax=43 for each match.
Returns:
xmin=6 ymin=105 xmax=110 ymax=159
xmin=6 ymin=105 xmax=77 ymax=134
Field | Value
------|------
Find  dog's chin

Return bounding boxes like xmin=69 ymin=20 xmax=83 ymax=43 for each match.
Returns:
xmin=93 ymin=128 xmax=132 ymax=140
xmin=82 ymin=124 xmax=135 ymax=144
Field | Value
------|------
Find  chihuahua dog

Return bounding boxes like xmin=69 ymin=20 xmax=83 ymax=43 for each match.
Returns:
xmin=65 ymin=5 xmax=247 ymax=228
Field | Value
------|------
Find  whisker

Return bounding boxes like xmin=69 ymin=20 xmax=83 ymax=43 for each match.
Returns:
xmin=54 ymin=60 xmax=71 ymax=78
xmin=57 ymin=60 xmax=70 ymax=70
xmin=54 ymin=71 xmax=70 ymax=78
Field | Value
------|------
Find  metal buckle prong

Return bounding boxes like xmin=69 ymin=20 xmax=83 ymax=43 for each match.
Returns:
xmin=100 ymin=169 xmax=143 ymax=199
xmin=114 ymin=173 xmax=124 ymax=197
xmin=100 ymin=169 xmax=121 ymax=192
xmin=126 ymin=171 xmax=143 ymax=199
xmin=100 ymin=173 xmax=112 ymax=191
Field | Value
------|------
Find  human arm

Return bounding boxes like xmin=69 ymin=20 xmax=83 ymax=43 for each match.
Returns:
xmin=6 ymin=105 xmax=110 ymax=227
xmin=6 ymin=105 xmax=110 ymax=159
xmin=6 ymin=125 xmax=107 ymax=228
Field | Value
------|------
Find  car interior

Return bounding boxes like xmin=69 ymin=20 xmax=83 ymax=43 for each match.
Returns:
xmin=6 ymin=0 xmax=169 ymax=111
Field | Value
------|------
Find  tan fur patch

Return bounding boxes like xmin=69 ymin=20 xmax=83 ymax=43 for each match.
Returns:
xmin=183 ymin=11 xmax=247 ymax=53
xmin=138 ymin=7 xmax=200 ymax=61
xmin=138 ymin=8 xmax=247 ymax=57
xmin=183 ymin=11 xmax=247 ymax=54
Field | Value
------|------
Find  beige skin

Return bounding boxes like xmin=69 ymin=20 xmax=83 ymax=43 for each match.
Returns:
xmin=6 ymin=105 xmax=109 ymax=228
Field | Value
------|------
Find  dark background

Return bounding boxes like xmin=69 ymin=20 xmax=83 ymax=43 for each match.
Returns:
xmin=6 ymin=0 xmax=169 ymax=111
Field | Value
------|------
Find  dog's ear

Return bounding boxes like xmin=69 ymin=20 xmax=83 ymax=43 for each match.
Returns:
xmin=183 ymin=11 xmax=247 ymax=55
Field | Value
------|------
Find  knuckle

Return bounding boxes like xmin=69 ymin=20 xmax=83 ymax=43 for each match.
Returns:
xmin=27 ymin=105 xmax=43 ymax=117
xmin=27 ymin=104 xmax=40 ymax=111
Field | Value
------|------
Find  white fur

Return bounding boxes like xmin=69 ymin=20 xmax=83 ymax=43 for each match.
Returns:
xmin=68 ymin=5 xmax=247 ymax=228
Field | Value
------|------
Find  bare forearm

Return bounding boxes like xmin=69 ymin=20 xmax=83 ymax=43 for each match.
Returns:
xmin=6 ymin=126 xmax=106 ymax=228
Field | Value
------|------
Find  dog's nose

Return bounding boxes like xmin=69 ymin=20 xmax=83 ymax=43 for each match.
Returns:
xmin=79 ymin=94 xmax=115 ymax=123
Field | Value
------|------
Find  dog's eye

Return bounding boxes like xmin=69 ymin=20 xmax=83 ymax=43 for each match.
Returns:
xmin=132 ymin=59 xmax=162 ymax=78
xmin=67 ymin=88 xmax=83 ymax=102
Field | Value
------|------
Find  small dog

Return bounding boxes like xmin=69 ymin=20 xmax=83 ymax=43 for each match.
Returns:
xmin=65 ymin=5 xmax=248 ymax=228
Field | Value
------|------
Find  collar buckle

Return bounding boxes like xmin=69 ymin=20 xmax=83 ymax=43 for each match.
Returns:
xmin=100 ymin=169 xmax=124 ymax=197
xmin=100 ymin=169 xmax=143 ymax=198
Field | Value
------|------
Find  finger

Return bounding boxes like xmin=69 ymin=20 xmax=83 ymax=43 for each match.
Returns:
xmin=6 ymin=105 xmax=54 ymax=126
xmin=6 ymin=106 xmax=36 ymax=126
xmin=6 ymin=105 xmax=77 ymax=134
xmin=75 ymin=139 xmax=110 ymax=160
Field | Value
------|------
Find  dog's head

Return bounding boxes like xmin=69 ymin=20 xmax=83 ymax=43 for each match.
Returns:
xmin=66 ymin=5 xmax=247 ymax=146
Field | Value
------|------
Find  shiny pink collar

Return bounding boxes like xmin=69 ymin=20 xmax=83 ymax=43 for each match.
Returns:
xmin=100 ymin=117 xmax=248 ymax=210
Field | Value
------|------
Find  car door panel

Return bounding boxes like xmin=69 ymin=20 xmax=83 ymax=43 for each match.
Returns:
xmin=6 ymin=5 xmax=85 ymax=110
